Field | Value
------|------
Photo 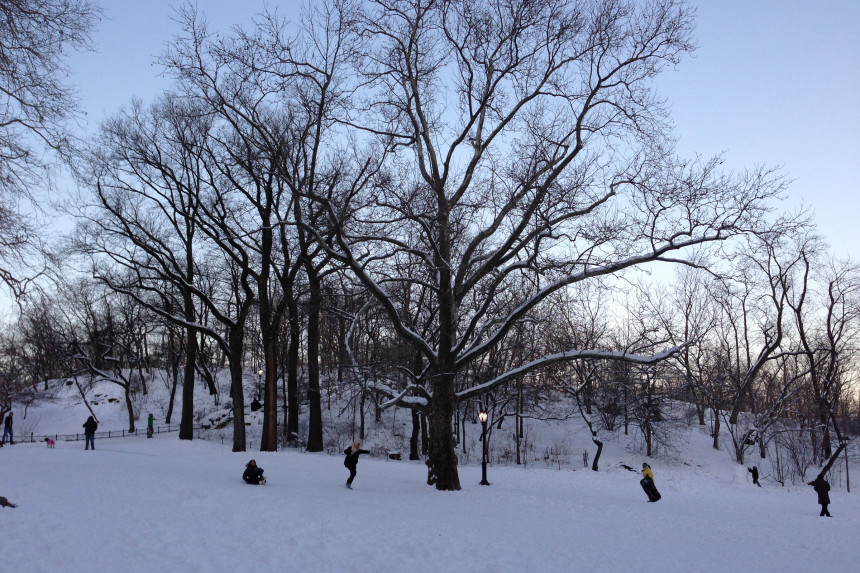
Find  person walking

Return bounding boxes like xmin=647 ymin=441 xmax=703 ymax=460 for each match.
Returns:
xmin=147 ymin=413 xmax=154 ymax=438
xmin=808 ymin=475 xmax=832 ymax=517
xmin=243 ymin=460 xmax=266 ymax=484
xmin=2 ymin=411 xmax=12 ymax=445
xmin=748 ymin=465 xmax=762 ymax=487
xmin=343 ymin=441 xmax=370 ymax=489
xmin=83 ymin=415 xmax=98 ymax=450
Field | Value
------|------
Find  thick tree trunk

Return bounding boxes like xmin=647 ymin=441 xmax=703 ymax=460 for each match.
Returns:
xmin=165 ymin=329 xmax=179 ymax=424
xmin=425 ymin=373 xmax=460 ymax=490
xmin=286 ymin=298 xmax=300 ymax=442
xmin=410 ymin=407 xmax=421 ymax=460
xmin=179 ymin=239 xmax=196 ymax=440
xmin=816 ymin=442 xmax=847 ymax=480
xmin=229 ymin=329 xmax=246 ymax=452
xmin=137 ymin=340 xmax=148 ymax=395
xmin=591 ymin=438 xmax=603 ymax=472
xmin=305 ymin=278 xmax=323 ymax=452
xmin=124 ymin=384 xmax=135 ymax=433
xmin=260 ymin=342 xmax=278 ymax=452
xmin=179 ymin=323 xmax=196 ymax=441
xmin=229 ymin=368 xmax=246 ymax=452
xmin=645 ymin=420 xmax=652 ymax=457
xmin=712 ymin=408 xmax=720 ymax=450
xmin=818 ymin=402 xmax=832 ymax=459
xmin=359 ymin=384 xmax=366 ymax=441
xmin=421 ymin=411 xmax=428 ymax=455
xmin=258 ymin=216 xmax=278 ymax=452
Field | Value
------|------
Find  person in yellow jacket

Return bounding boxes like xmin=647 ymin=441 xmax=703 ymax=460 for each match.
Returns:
xmin=641 ymin=462 xmax=654 ymax=480
xmin=640 ymin=462 xmax=661 ymax=501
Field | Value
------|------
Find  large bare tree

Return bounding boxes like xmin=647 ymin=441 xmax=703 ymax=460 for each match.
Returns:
xmin=0 ymin=0 xmax=100 ymax=297
xmin=308 ymin=0 xmax=787 ymax=490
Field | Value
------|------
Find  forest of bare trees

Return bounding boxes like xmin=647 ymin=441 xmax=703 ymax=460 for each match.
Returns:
xmin=1 ymin=0 xmax=857 ymax=491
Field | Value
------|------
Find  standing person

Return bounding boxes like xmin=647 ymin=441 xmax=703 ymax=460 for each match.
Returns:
xmin=808 ymin=475 xmax=832 ymax=517
xmin=242 ymin=460 xmax=266 ymax=484
xmin=343 ymin=441 xmax=370 ymax=489
xmin=83 ymin=415 xmax=98 ymax=450
xmin=147 ymin=413 xmax=154 ymax=438
xmin=748 ymin=465 xmax=762 ymax=487
xmin=640 ymin=462 xmax=661 ymax=502
xmin=2 ymin=411 xmax=12 ymax=445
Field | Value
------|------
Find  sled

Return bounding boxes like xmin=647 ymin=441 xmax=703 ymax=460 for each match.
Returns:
xmin=640 ymin=477 xmax=661 ymax=502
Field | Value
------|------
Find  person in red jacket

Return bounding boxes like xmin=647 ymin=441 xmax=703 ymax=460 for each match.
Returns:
xmin=343 ymin=441 xmax=370 ymax=489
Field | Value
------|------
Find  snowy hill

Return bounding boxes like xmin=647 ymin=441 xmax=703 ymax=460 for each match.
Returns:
xmin=1 ymin=378 xmax=857 ymax=572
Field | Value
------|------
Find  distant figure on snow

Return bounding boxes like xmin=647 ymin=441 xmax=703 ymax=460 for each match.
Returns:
xmin=45 ymin=437 xmax=55 ymax=448
xmin=243 ymin=460 xmax=266 ymax=485
xmin=808 ymin=475 xmax=832 ymax=517
xmin=2 ymin=411 xmax=13 ymax=445
xmin=640 ymin=462 xmax=661 ymax=502
xmin=0 ymin=495 xmax=18 ymax=508
xmin=147 ymin=413 xmax=154 ymax=438
xmin=748 ymin=465 xmax=762 ymax=487
xmin=343 ymin=441 xmax=370 ymax=489
xmin=83 ymin=416 xmax=98 ymax=450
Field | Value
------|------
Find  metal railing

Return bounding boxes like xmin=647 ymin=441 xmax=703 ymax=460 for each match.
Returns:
xmin=11 ymin=423 xmax=200 ymax=444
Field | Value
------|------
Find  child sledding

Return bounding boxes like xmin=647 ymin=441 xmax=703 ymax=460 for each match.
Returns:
xmin=243 ymin=460 xmax=266 ymax=485
xmin=640 ymin=463 xmax=661 ymax=502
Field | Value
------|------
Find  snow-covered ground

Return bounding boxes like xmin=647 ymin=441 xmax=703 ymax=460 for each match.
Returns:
xmin=1 ymin=380 xmax=857 ymax=572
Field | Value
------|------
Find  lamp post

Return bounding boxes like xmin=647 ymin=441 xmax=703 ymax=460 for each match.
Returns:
xmin=479 ymin=410 xmax=490 ymax=485
xmin=257 ymin=368 xmax=263 ymax=399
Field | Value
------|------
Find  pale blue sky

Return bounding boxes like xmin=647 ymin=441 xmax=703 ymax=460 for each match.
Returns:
xmin=67 ymin=0 xmax=859 ymax=259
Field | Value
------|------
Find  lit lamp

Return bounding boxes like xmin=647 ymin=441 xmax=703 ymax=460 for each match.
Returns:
xmin=257 ymin=368 xmax=263 ymax=399
xmin=478 ymin=409 xmax=490 ymax=485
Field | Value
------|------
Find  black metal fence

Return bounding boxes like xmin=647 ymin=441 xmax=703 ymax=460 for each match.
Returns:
xmin=13 ymin=423 xmax=200 ymax=444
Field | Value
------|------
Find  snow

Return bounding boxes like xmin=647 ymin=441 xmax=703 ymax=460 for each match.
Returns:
xmin=1 ymin=381 xmax=857 ymax=572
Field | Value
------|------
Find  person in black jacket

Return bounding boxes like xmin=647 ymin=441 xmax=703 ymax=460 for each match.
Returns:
xmin=83 ymin=416 xmax=98 ymax=450
xmin=2 ymin=411 xmax=13 ymax=445
xmin=808 ymin=475 xmax=832 ymax=516
xmin=243 ymin=460 xmax=266 ymax=485
xmin=343 ymin=441 xmax=370 ymax=489
xmin=748 ymin=465 xmax=762 ymax=487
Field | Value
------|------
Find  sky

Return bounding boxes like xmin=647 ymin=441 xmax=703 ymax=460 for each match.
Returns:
xmin=2 ymin=376 xmax=858 ymax=573
xmin=62 ymin=0 xmax=859 ymax=260
xmin=657 ymin=0 xmax=860 ymax=260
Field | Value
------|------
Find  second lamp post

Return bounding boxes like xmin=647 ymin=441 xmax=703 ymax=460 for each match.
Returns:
xmin=479 ymin=410 xmax=490 ymax=485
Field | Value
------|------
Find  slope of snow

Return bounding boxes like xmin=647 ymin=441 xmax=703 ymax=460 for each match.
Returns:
xmin=1 ymin=379 xmax=856 ymax=572
xmin=2 ymin=433 xmax=856 ymax=572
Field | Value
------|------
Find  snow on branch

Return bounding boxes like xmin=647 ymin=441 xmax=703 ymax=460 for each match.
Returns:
xmin=367 ymin=380 xmax=430 ymax=409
